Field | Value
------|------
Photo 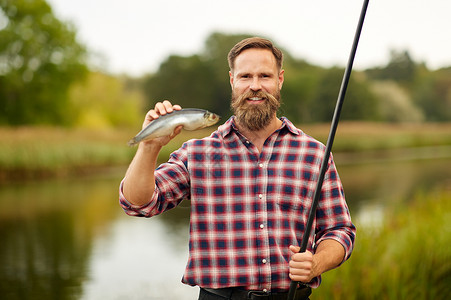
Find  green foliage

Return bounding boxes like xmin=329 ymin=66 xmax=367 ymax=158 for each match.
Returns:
xmin=366 ymin=50 xmax=418 ymax=84
xmin=309 ymin=68 xmax=379 ymax=122
xmin=143 ymin=32 xmax=383 ymax=123
xmin=2 ymin=1 xmax=451 ymax=127
xmin=0 ymin=0 xmax=87 ymax=125
xmin=68 ymin=72 xmax=144 ymax=129
xmin=413 ymin=67 xmax=451 ymax=122
xmin=143 ymin=33 xmax=255 ymax=119
xmin=0 ymin=126 xmax=136 ymax=181
xmin=280 ymin=60 xmax=322 ymax=123
xmin=365 ymin=49 xmax=451 ymax=122
xmin=369 ymin=80 xmax=425 ymax=123
xmin=312 ymin=189 xmax=451 ymax=300
xmin=143 ymin=55 xmax=218 ymax=113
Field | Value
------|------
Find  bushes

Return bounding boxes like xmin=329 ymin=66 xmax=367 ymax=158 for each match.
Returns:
xmin=312 ymin=189 xmax=451 ymax=299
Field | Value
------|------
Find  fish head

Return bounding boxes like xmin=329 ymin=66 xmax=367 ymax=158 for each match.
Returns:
xmin=204 ymin=111 xmax=221 ymax=126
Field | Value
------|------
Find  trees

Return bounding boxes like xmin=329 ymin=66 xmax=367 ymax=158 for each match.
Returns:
xmin=142 ymin=32 xmax=380 ymax=124
xmin=1 ymin=1 xmax=449 ymax=128
xmin=307 ymin=67 xmax=378 ymax=123
xmin=143 ymin=54 xmax=218 ymax=115
xmin=366 ymin=50 xmax=418 ymax=84
xmin=0 ymin=0 xmax=87 ymax=125
xmin=413 ymin=67 xmax=451 ymax=121
xmin=143 ymin=33 xmax=254 ymax=119
xmin=365 ymin=49 xmax=451 ymax=122
xmin=68 ymin=72 xmax=144 ymax=128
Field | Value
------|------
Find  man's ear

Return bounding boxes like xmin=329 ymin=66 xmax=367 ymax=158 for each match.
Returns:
xmin=229 ymin=70 xmax=234 ymax=88
xmin=278 ymin=69 xmax=285 ymax=90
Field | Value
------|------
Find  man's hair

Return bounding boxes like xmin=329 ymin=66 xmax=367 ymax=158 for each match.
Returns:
xmin=228 ymin=37 xmax=283 ymax=72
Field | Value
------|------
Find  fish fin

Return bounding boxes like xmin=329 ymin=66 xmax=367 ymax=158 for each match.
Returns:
xmin=127 ymin=138 xmax=137 ymax=147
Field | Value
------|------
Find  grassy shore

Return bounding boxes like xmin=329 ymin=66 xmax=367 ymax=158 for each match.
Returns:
xmin=312 ymin=188 xmax=451 ymax=300
xmin=0 ymin=126 xmax=136 ymax=181
xmin=1 ymin=122 xmax=450 ymax=181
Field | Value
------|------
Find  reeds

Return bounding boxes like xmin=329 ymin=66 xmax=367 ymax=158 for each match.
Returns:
xmin=312 ymin=189 xmax=451 ymax=300
xmin=0 ymin=127 xmax=136 ymax=180
xmin=1 ymin=122 xmax=450 ymax=181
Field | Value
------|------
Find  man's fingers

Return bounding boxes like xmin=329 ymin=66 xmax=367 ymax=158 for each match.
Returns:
xmin=289 ymin=246 xmax=314 ymax=282
xmin=289 ymin=272 xmax=311 ymax=283
xmin=289 ymin=260 xmax=312 ymax=270
xmin=161 ymin=100 xmax=173 ymax=114
xmin=154 ymin=101 xmax=168 ymax=115
xmin=289 ymin=246 xmax=313 ymax=262
xmin=143 ymin=100 xmax=182 ymax=128
xmin=289 ymin=259 xmax=313 ymax=283
xmin=156 ymin=101 xmax=182 ymax=115
xmin=159 ymin=100 xmax=181 ymax=114
xmin=289 ymin=245 xmax=300 ymax=254
xmin=153 ymin=100 xmax=179 ymax=115
xmin=170 ymin=125 xmax=184 ymax=138
xmin=145 ymin=109 xmax=159 ymax=121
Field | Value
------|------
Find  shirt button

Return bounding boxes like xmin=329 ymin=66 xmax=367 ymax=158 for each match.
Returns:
xmin=262 ymin=259 xmax=267 ymax=264
xmin=259 ymin=224 xmax=264 ymax=229
xmin=258 ymin=163 xmax=264 ymax=168
xmin=258 ymin=194 xmax=263 ymax=199
xmin=263 ymin=289 xmax=268 ymax=293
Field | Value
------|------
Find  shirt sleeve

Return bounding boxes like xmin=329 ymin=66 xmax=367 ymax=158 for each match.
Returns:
xmin=314 ymin=154 xmax=356 ymax=262
xmin=119 ymin=144 xmax=191 ymax=218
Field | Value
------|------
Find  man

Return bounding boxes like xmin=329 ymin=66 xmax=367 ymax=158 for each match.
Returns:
xmin=120 ymin=37 xmax=355 ymax=300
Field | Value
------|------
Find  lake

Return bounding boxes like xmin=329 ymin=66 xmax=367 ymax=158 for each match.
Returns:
xmin=1 ymin=148 xmax=450 ymax=300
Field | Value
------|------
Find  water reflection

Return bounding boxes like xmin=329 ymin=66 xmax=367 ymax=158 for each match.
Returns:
xmin=337 ymin=155 xmax=451 ymax=226
xmin=0 ymin=175 xmax=122 ymax=300
xmin=0 ymin=154 xmax=450 ymax=299
xmin=1 ymin=210 xmax=88 ymax=300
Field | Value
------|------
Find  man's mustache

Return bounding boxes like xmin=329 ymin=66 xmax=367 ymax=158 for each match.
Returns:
xmin=235 ymin=90 xmax=279 ymax=105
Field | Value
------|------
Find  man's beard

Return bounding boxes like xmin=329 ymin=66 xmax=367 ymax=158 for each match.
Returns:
xmin=231 ymin=89 xmax=281 ymax=131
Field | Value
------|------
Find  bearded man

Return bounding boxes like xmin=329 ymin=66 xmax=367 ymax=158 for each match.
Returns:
xmin=120 ymin=37 xmax=355 ymax=300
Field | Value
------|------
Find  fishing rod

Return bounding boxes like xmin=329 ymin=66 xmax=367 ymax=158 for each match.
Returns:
xmin=287 ymin=0 xmax=370 ymax=299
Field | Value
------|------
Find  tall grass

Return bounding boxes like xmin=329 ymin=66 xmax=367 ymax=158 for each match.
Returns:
xmin=0 ymin=122 xmax=450 ymax=181
xmin=160 ymin=122 xmax=451 ymax=159
xmin=312 ymin=189 xmax=451 ymax=300
xmin=0 ymin=127 xmax=136 ymax=180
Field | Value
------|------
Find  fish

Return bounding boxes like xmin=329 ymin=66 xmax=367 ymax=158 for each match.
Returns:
xmin=127 ymin=108 xmax=220 ymax=146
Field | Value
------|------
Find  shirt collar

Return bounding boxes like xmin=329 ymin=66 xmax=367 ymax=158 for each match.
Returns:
xmin=217 ymin=116 xmax=301 ymax=138
xmin=280 ymin=117 xmax=302 ymax=136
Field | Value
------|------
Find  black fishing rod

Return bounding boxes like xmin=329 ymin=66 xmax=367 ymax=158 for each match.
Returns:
xmin=287 ymin=0 xmax=370 ymax=299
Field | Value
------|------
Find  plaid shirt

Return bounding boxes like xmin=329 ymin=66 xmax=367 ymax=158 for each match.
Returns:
xmin=119 ymin=117 xmax=355 ymax=291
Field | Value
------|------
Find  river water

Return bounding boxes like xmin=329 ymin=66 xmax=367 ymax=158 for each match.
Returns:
xmin=1 ymin=148 xmax=450 ymax=300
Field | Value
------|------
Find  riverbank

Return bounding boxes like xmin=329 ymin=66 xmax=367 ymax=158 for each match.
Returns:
xmin=0 ymin=126 xmax=136 ymax=182
xmin=1 ymin=122 xmax=450 ymax=182
xmin=312 ymin=188 xmax=451 ymax=300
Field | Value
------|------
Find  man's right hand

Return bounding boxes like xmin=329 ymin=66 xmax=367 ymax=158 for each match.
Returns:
xmin=123 ymin=100 xmax=182 ymax=206
xmin=140 ymin=100 xmax=183 ymax=148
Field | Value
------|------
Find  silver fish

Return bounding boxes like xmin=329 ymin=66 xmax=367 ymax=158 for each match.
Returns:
xmin=128 ymin=108 xmax=220 ymax=146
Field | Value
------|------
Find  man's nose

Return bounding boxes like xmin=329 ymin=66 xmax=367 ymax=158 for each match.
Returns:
xmin=250 ymin=77 xmax=262 ymax=91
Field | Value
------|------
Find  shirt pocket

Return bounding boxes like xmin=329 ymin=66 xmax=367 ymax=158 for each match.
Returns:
xmin=277 ymin=196 xmax=306 ymax=212
xmin=275 ymin=196 xmax=311 ymax=241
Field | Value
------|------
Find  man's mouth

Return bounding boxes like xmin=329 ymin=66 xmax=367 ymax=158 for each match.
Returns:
xmin=248 ymin=97 xmax=265 ymax=101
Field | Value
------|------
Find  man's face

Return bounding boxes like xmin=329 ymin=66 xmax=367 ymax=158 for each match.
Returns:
xmin=229 ymin=48 xmax=284 ymax=131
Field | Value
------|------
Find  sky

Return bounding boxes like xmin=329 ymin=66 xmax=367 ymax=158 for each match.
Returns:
xmin=47 ymin=0 xmax=451 ymax=76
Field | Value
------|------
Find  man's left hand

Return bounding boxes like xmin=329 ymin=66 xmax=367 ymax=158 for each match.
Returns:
xmin=288 ymin=245 xmax=315 ymax=283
